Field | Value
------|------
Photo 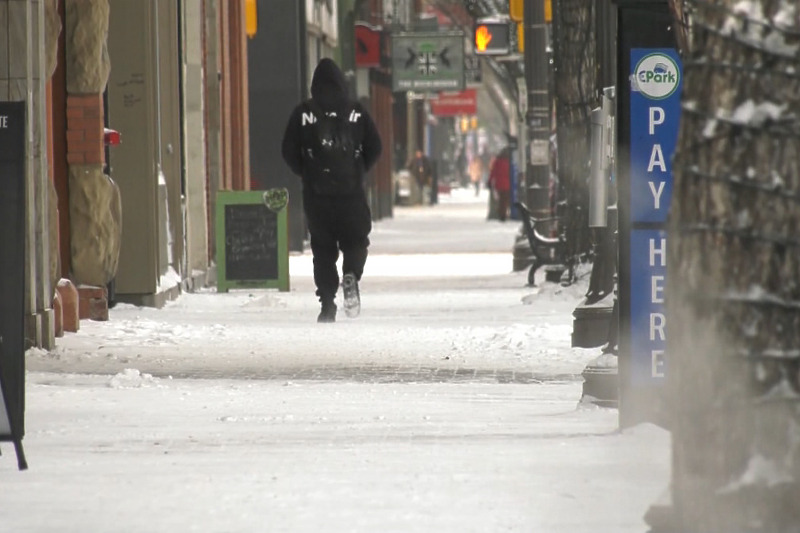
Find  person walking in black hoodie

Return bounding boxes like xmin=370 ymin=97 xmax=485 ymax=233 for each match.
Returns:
xmin=281 ymin=58 xmax=382 ymax=323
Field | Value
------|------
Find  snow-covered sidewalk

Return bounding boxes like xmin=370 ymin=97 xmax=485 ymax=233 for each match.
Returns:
xmin=1 ymin=189 xmax=670 ymax=532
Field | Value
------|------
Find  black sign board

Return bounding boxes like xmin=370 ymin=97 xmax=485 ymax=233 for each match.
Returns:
xmin=215 ymin=190 xmax=290 ymax=292
xmin=0 ymin=101 xmax=28 ymax=469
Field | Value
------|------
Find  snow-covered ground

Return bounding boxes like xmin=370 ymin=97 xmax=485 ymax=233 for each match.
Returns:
xmin=1 ymin=188 xmax=669 ymax=532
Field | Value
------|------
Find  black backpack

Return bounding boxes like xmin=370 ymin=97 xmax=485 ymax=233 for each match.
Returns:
xmin=303 ymin=100 xmax=362 ymax=194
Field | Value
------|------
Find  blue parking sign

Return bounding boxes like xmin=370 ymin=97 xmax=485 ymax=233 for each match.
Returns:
xmin=628 ymin=48 xmax=681 ymax=385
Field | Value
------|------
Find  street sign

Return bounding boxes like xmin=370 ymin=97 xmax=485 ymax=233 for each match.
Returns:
xmin=464 ymin=55 xmax=481 ymax=86
xmin=628 ymin=48 xmax=681 ymax=386
xmin=614 ymin=0 xmax=682 ymax=429
xmin=429 ymin=89 xmax=477 ymax=116
xmin=529 ymin=139 xmax=549 ymax=165
xmin=355 ymin=22 xmax=382 ymax=68
xmin=391 ymin=31 xmax=465 ymax=92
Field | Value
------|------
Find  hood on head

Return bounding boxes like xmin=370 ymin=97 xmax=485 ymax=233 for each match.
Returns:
xmin=310 ymin=58 xmax=349 ymax=110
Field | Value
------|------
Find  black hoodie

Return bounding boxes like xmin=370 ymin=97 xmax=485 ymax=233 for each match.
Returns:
xmin=281 ymin=59 xmax=382 ymax=195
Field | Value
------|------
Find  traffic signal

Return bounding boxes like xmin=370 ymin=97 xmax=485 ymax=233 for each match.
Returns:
xmin=473 ymin=19 xmax=510 ymax=55
xmin=509 ymin=0 xmax=552 ymax=24
xmin=509 ymin=0 xmax=523 ymax=22
xmin=245 ymin=0 xmax=257 ymax=37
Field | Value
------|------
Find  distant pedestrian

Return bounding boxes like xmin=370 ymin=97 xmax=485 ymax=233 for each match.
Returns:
xmin=468 ymin=157 xmax=483 ymax=196
xmin=407 ymin=149 xmax=433 ymax=205
xmin=488 ymin=147 xmax=511 ymax=221
xmin=281 ymin=58 xmax=382 ymax=323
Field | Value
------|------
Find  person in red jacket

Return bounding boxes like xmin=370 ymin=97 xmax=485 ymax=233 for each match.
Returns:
xmin=488 ymin=147 xmax=512 ymax=221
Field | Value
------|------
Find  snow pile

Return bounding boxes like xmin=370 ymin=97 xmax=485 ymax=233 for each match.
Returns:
xmin=107 ymin=369 xmax=160 ymax=389
xmin=25 ymin=347 xmax=51 ymax=358
xmin=450 ymin=323 xmax=569 ymax=357
xmin=92 ymin=318 xmax=230 ymax=346
xmin=241 ymin=293 xmax=289 ymax=308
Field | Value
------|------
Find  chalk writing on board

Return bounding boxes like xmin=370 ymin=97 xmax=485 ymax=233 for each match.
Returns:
xmin=224 ymin=204 xmax=279 ymax=280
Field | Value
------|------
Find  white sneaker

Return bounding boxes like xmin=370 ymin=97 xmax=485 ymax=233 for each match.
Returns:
xmin=341 ymin=273 xmax=360 ymax=318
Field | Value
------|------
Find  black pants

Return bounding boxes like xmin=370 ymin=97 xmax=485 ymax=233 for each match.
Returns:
xmin=304 ymin=192 xmax=372 ymax=302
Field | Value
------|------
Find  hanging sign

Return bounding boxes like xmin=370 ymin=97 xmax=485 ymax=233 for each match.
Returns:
xmin=355 ymin=22 xmax=382 ymax=68
xmin=429 ymin=89 xmax=477 ymax=116
xmin=391 ymin=31 xmax=465 ymax=92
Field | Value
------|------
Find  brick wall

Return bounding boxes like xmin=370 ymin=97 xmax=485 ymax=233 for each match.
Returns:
xmin=66 ymin=94 xmax=104 ymax=166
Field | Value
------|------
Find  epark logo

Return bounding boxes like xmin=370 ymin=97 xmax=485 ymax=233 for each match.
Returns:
xmin=633 ymin=53 xmax=680 ymax=100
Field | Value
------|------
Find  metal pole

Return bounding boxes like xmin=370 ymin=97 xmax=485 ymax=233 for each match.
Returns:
xmin=406 ymin=92 xmax=416 ymax=156
xmin=523 ymin=0 xmax=551 ymax=218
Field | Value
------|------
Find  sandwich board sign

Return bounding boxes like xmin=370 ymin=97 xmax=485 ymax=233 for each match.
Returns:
xmin=0 ymin=101 xmax=28 ymax=469
xmin=215 ymin=189 xmax=290 ymax=293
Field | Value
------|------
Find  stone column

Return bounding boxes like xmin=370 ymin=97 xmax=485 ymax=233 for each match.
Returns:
xmin=63 ymin=0 xmax=121 ymax=291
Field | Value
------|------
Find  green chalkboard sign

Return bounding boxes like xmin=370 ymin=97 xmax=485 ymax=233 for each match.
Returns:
xmin=215 ymin=189 xmax=290 ymax=292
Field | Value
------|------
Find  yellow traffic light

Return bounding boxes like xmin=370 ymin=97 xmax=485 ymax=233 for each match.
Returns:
xmin=509 ymin=0 xmax=552 ymax=24
xmin=509 ymin=0 xmax=523 ymax=22
xmin=245 ymin=0 xmax=257 ymax=37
